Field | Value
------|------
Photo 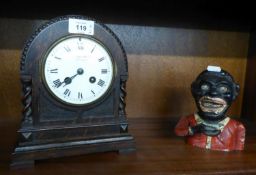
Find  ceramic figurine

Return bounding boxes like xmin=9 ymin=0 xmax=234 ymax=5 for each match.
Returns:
xmin=175 ymin=66 xmax=245 ymax=151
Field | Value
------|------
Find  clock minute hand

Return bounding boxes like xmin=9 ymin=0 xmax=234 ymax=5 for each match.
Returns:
xmin=70 ymin=74 xmax=78 ymax=80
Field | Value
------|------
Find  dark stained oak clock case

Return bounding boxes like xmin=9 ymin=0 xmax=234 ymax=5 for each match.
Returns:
xmin=11 ymin=15 xmax=135 ymax=168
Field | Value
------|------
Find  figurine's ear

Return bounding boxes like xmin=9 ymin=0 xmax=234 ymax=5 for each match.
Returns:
xmin=236 ymin=84 xmax=240 ymax=92
xmin=232 ymin=84 xmax=240 ymax=100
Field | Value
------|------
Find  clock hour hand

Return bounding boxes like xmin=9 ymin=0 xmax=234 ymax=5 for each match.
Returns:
xmin=53 ymin=77 xmax=73 ymax=88
xmin=63 ymin=68 xmax=84 ymax=87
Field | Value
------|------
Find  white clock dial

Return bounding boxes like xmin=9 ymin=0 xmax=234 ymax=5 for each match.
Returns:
xmin=43 ymin=36 xmax=114 ymax=105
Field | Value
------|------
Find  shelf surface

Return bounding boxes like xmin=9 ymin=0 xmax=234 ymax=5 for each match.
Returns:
xmin=1 ymin=118 xmax=256 ymax=174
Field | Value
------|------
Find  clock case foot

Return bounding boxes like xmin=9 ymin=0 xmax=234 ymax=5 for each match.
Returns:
xmin=11 ymin=134 xmax=135 ymax=169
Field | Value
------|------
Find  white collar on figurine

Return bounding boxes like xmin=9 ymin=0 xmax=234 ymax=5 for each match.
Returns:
xmin=194 ymin=113 xmax=230 ymax=131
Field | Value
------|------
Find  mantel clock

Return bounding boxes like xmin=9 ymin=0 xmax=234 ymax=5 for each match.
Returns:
xmin=12 ymin=15 xmax=135 ymax=167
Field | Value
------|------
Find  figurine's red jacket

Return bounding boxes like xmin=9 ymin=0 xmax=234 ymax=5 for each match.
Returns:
xmin=175 ymin=114 xmax=245 ymax=151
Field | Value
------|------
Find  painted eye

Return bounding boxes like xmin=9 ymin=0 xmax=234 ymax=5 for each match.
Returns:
xmin=201 ymin=84 xmax=210 ymax=91
xmin=218 ymin=86 xmax=228 ymax=93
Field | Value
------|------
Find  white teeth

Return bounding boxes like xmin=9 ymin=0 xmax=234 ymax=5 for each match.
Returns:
xmin=202 ymin=102 xmax=223 ymax=108
xmin=199 ymin=96 xmax=227 ymax=114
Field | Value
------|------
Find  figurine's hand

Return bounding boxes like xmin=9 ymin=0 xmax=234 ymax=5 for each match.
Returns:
xmin=190 ymin=124 xmax=221 ymax=136
xmin=202 ymin=125 xmax=221 ymax=136
xmin=190 ymin=124 xmax=204 ymax=134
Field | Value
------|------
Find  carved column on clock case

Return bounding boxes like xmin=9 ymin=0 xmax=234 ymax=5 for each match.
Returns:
xmin=21 ymin=76 xmax=33 ymax=126
xmin=19 ymin=39 xmax=34 ymax=142
xmin=119 ymin=76 xmax=129 ymax=134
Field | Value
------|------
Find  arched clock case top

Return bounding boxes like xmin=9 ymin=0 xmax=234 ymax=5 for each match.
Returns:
xmin=12 ymin=15 xmax=135 ymax=168
xmin=21 ymin=15 xmax=128 ymax=110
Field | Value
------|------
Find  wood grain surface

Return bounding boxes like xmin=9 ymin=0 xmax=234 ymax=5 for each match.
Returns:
xmin=0 ymin=18 xmax=249 ymax=122
xmin=127 ymin=55 xmax=246 ymax=118
xmin=1 ymin=118 xmax=256 ymax=174
xmin=0 ymin=49 xmax=22 ymax=121
xmin=242 ymin=31 xmax=256 ymax=120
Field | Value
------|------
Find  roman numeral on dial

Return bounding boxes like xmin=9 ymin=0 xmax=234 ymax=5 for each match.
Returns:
xmin=77 ymin=39 xmax=84 ymax=50
xmin=50 ymin=68 xmax=58 ymax=73
xmin=78 ymin=92 xmax=83 ymax=99
xmin=64 ymin=89 xmax=71 ymax=96
xmin=98 ymin=57 xmax=105 ymax=62
xmin=97 ymin=79 xmax=105 ymax=87
xmin=91 ymin=45 xmax=96 ymax=53
xmin=101 ymin=69 xmax=108 ymax=74
xmin=53 ymin=79 xmax=62 ymax=88
xmin=64 ymin=46 xmax=71 ymax=52
xmin=54 ymin=56 xmax=61 ymax=60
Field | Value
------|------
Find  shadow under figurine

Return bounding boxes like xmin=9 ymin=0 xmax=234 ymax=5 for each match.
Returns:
xmin=175 ymin=66 xmax=245 ymax=151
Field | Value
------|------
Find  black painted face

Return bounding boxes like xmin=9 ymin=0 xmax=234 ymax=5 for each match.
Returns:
xmin=191 ymin=70 xmax=239 ymax=122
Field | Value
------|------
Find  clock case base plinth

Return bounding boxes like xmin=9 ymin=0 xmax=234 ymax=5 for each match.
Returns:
xmin=11 ymin=134 xmax=135 ymax=169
